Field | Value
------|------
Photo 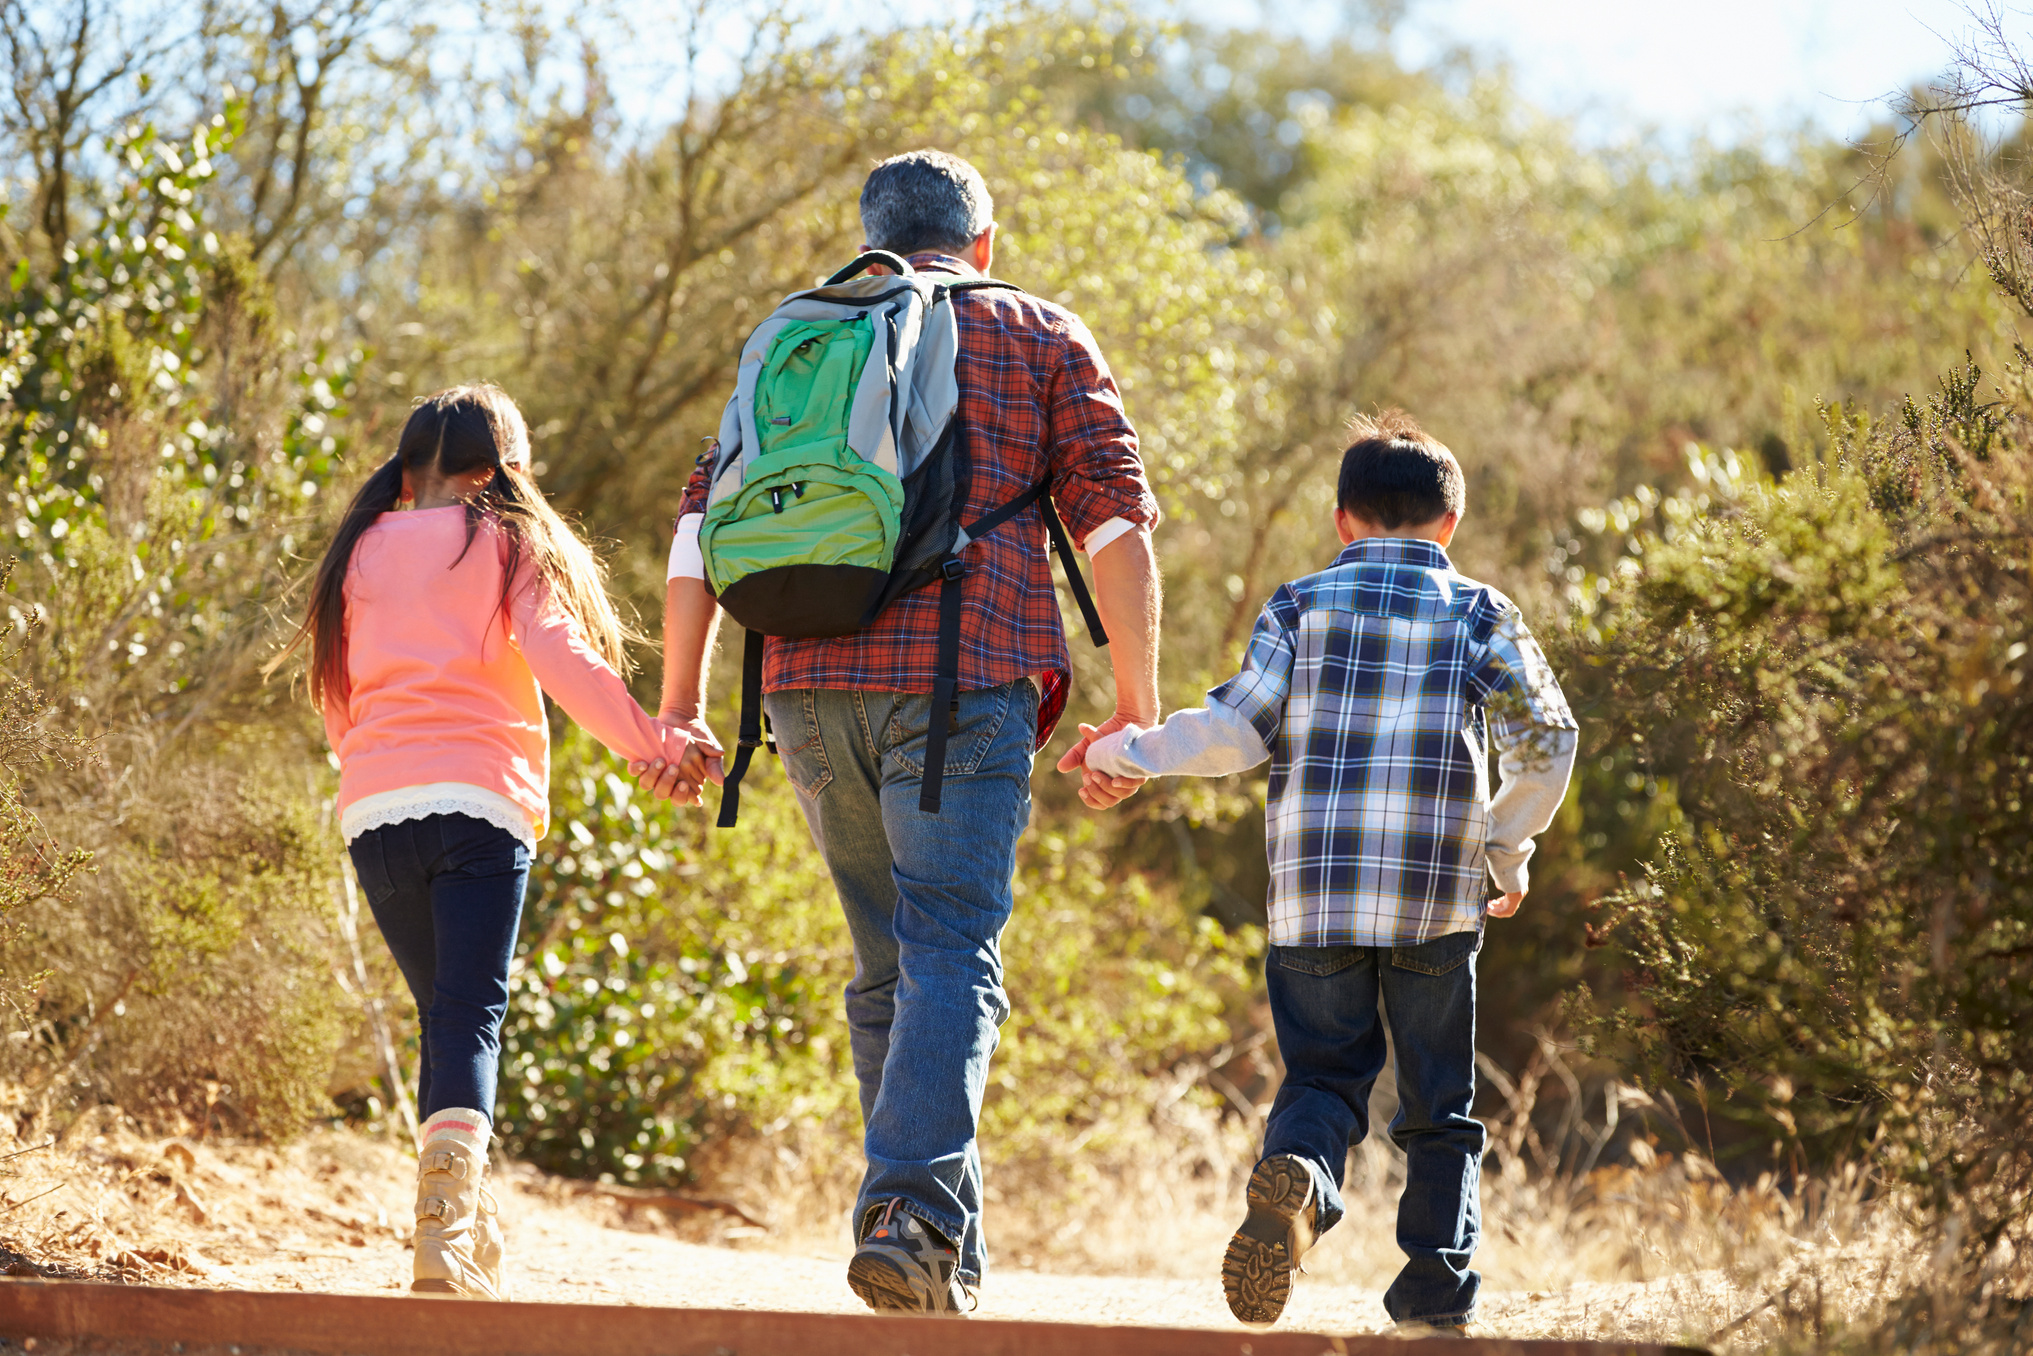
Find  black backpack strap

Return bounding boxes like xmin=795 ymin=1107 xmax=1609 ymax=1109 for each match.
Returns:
xmin=825 ymin=251 xmax=914 ymax=286
xmin=938 ymin=277 xmax=1024 ymax=300
xmin=715 ymin=628 xmax=768 ymax=828
xmin=911 ymin=476 xmax=1109 ymax=817
xmin=964 ymin=477 xmax=1109 ymax=647
xmin=919 ymin=558 xmax=968 ymax=814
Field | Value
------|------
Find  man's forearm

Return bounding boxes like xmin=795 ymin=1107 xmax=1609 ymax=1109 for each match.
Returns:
xmin=660 ymin=576 xmax=722 ymax=721
xmin=1090 ymin=529 xmax=1160 ymax=723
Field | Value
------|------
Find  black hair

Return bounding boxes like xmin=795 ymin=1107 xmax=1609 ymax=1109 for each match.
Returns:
xmin=1335 ymin=408 xmax=1465 ymax=529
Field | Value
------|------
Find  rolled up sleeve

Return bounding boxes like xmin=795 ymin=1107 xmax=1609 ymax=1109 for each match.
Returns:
xmin=1044 ymin=317 xmax=1160 ymax=547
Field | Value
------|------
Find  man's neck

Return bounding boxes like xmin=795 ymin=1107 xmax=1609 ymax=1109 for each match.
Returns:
xmin=908 ymin=251 xmax=977 ymax=276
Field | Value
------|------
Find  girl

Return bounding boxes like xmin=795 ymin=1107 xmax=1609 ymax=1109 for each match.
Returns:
xmin=273 ymin=384 xmax=704 ymax=1297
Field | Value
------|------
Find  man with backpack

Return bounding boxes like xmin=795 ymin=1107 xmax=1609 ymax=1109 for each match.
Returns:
xmin=637 ymin=150 xmax=1162 ymax=1314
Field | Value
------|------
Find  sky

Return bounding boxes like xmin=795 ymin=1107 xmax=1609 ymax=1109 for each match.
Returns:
xmin=582 ymin=0 xmax=2001 ymax=148
xmin=1336 ymin=0 xmax=1981 ymax=144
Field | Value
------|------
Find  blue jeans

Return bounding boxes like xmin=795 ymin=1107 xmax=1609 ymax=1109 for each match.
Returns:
xmin=766 ymin=680 xmax=1038 ymax=1288
xmin=1262 ymin=928 xmax=1486 ymax=1325
xmin=347 ymin=813 xmax=532 ymax=1122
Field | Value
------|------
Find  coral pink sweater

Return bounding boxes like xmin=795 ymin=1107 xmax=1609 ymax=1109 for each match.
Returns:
xmin=322 ymin=508 xmax=680 ymax=840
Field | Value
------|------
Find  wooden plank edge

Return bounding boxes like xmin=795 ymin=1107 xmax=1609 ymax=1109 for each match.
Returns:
xmin=0 ymin=1279 xmax=1710 ymax=1356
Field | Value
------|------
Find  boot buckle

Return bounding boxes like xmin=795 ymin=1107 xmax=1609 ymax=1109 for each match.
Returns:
xmin=421 ymin=1150 xmax=468 ymax=1179
xmin=416 ymin=1195 xmax=454 ymax=1223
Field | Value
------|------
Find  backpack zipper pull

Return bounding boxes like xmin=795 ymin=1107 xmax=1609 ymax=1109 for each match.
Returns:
xmin=770 ymin=488 xmax=785 ymax=514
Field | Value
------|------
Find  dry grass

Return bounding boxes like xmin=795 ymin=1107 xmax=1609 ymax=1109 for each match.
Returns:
xmin=677 ymin=1038 xmax=1942 ymax=1351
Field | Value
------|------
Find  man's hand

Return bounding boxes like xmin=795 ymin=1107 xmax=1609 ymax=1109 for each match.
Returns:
xmin=1057 ymin=716 xmax=1146 ymax=810
xmin=1487 ymin=890 xmax=1525 ymax=919
xmin=1066 ymin=528 xmax=1162 ymax=813
xmin=629 ymin=713 xmax=724 ymax=806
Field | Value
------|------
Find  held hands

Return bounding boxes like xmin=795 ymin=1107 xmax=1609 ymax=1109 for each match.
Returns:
xmin=1055 ymin=712 xmax=1149 ymax=810
xmin=627 ymin=712 xmax=725 ymax=807
xmin=1487 ymin=890 xmax=1525 ymax=919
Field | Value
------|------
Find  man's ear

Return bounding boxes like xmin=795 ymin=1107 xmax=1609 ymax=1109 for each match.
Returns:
xmin=970 ymin=223 xmax=996 ymax=274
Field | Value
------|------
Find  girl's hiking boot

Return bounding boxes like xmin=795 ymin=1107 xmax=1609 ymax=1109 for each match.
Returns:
xmin=847 ymin=1198 xmax=975 ymax=1315
xmin=410 ymin=1108 xmax=506 ymax=1299
xmin=1222 ymin=1154 xmax=1317 ymax=1327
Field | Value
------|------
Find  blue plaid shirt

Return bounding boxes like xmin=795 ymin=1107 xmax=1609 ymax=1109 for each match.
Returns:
xmin=1208 ymin=538 xmax=1576 ymax=947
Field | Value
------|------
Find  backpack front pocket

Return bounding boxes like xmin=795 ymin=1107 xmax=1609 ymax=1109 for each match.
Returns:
xmin=699 ymin=449 xmax=905 ymax=638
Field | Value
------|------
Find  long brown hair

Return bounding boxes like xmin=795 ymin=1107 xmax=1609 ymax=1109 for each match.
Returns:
xmin=269 ymin=383 xmax=637 ymax=707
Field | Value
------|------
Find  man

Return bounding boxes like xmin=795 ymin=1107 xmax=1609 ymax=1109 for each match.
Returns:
xmin=636 ymin=149 xmax=1161 ymax=1312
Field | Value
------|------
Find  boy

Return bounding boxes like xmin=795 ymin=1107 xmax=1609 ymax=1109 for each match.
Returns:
xmin=1077 ymin=410 xmax=1577 ymax=1335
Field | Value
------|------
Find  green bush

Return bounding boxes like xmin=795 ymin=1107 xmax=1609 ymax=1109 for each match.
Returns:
xmin=0 ymin=108 xmax=358 ymax=1138
xmin=1564 ymin=364 xmax=2032 ymax=1234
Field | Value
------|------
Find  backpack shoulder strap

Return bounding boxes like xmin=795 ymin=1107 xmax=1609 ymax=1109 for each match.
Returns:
xmin=935 ymin=277 xmax=1024 ymax=301
xmin=825 ymin=251 xmax=915 ymax=285
xmin=714 ymin=629 xmax=769 ymax=829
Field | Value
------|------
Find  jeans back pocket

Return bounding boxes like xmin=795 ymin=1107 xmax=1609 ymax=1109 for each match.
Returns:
xmin=1271 ymin=944 xmax=1363 ymax=977
xmin=764 ymin=690 xmax=834 ymax=799
xmin=1388 ymin=928 xmax=1482 ymax=976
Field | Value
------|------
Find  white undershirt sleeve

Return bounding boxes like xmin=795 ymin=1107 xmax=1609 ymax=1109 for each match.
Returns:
xmin=667 ymin=513 xmax=705 ymax=582
xmin=1080 ymin=516 xmax=1141 ymax=556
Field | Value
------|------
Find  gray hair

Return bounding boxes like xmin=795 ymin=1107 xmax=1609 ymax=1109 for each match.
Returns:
xmin=859 ymin=150 xmax=994 ymax=256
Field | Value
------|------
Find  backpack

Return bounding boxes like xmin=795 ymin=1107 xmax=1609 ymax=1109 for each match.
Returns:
xmin=698 ymin=251 xmax=1108 ymax=826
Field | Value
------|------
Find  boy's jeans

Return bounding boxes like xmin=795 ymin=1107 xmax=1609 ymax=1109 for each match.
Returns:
xmin=1262 ymin=928 xmax=1486 ymax=1325
xmin=764 ymin=680 xmax=1038 ymax=1288
xmin=347 ymin=813 xmax=532 ymax=1121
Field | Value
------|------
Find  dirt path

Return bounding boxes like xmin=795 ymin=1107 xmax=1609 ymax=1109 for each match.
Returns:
xmin=0 ymin=1125 xmax=1732 ymax=1349
xmin=203 ymin=1184 xmax=1704 ymax=1340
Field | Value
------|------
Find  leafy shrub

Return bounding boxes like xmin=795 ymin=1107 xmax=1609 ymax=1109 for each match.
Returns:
xmin=1565 ymin=364 xmax=2032 ymax=1238
xmin=0 ymin=109 xmax=357 ymax=1138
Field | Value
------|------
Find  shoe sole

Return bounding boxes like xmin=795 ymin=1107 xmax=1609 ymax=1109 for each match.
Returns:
xmin=1222 ymin=1157 xmax=1315 ymax=1327
xmin=410 ymin=1279 xmax=466 ymax=1296
xmin=847 ymin=1251 xmax=927 ymax=1313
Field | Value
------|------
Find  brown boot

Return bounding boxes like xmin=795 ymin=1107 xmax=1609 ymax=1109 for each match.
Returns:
xmin=1221 ymin=1154 xmax=1317 ymax=1327
xmin=410 ymin=1108 xmax=504 ymax=1298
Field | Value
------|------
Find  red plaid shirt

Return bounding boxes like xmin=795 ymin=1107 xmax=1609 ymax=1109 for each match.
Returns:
xmin=679 ymin=253 xmax=1158 ymax=745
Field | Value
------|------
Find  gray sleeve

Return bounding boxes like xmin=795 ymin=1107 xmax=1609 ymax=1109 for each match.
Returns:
xmin=1485 ymin=727 xmax=1578 ymax=895
xmin=1085 ymin=700 xmax=1272 ymax=779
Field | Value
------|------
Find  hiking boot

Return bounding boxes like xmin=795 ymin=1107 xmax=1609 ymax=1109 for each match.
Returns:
xmin=1222 ymin=1154 xmax=1317 ymax=1327
xmin=847 ymin=1198 xmax=974 ymax=1315
xmin=410 ymin=1108 xmax=504 ymax=1299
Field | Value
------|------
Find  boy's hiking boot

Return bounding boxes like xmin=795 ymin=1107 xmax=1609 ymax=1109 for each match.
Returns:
xmin=410 ymin=1108 xmax=505 ymax=1299
xmin=847 ymin=1198 xmax=974 ymax=1315
xmin=1222 ymin=1154 xmax=1317 ymax=1327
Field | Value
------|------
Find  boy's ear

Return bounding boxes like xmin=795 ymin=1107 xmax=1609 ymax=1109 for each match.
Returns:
xmin=1333 ymin=506 xmax=1358 ymax=546
xmin=1433 ymin=510 xmax=1462 ymax=547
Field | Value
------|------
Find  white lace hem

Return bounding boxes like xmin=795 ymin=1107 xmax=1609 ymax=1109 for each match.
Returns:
xmin=341 ymin=783 xmax=541 ymax=847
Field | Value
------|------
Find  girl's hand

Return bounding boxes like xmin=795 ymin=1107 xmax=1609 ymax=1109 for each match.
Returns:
xmin=630 ymin=713 xmax=724 ymax=806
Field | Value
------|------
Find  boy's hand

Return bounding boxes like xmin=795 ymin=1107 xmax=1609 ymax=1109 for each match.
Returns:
xmin=1487 ymin=890 xmax=1524 ymax=918
xmin=1061 ymin=721 xmax=1144 ymax=810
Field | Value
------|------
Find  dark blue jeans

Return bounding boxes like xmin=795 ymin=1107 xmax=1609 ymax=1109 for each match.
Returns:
xmin=348 ymin=813 xmax=532 ymax=1122
xmin=1262 ymin=928 xmax=1486 ymax=1325
xmin=766 ymin=680 xmax=1038 ymax=1288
